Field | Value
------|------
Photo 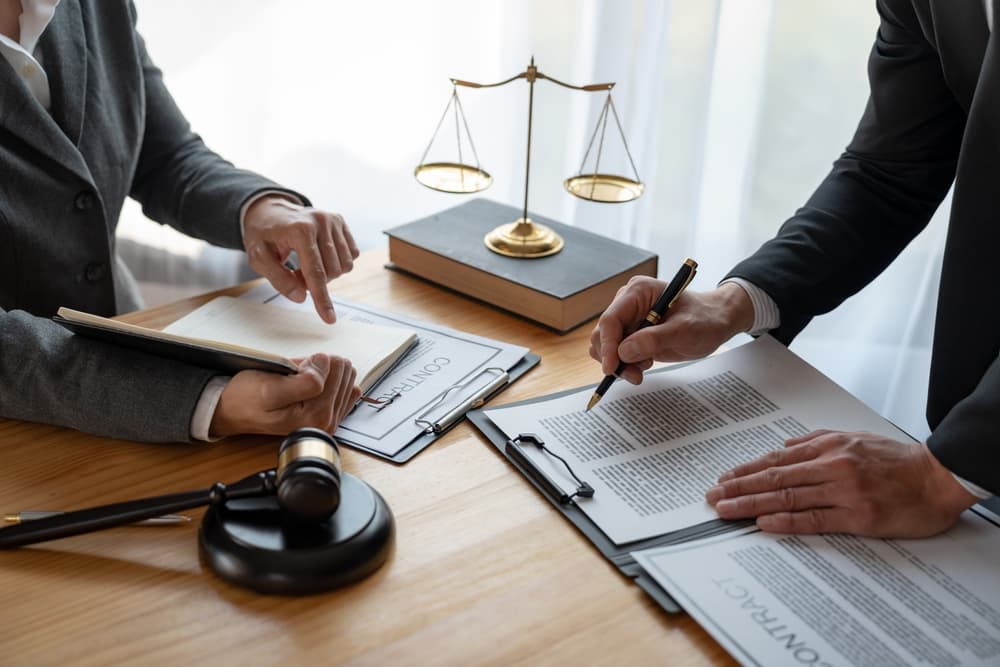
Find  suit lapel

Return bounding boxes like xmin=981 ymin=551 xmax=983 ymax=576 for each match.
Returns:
xmin=0 ymin=0 xmax=89 ymax=182
xmin=36 ymin=0 xmax=87 ymax=147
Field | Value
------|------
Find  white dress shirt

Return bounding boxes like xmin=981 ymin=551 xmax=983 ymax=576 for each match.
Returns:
xmin=0 ymin=0 xmax=58 ymax=109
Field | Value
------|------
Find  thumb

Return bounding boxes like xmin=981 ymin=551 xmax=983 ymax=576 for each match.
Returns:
xmin=617 ymin=328 xmax=662 ymax=364
xmin=262 ymin=354 xmax=329 ymax=410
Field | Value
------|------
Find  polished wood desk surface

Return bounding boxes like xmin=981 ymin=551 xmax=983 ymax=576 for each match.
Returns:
xmin=0 ymin=247 xmax=735 ymax=666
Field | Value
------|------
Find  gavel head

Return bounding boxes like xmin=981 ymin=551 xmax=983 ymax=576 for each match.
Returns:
xmin=275 ymin=428 xmax=342 ymax=522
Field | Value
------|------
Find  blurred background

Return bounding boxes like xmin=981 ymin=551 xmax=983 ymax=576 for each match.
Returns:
xmin=125 ymin=0 xmax=951 ymax=441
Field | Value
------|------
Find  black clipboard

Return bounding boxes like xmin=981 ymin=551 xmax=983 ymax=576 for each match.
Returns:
xmin=343 ymin=352 xmax=540 ymax=464
xmin=467 ymin=369 xmax=752 ymax=615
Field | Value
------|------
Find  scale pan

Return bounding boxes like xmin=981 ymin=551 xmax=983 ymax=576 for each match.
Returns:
xmin=415 ymin=162 xmax=493 ymax=194
xmin=564 ymin=174 xmax=644 ymax=203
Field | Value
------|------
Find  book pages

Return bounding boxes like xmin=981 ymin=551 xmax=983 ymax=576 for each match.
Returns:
xmin=164 ymin=296 xmax=416 ymax=392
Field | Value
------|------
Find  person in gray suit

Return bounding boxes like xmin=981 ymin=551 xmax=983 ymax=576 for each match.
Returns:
xmin=591 ymin=0 xmax=998 ymax=538
xmin=0 ymin=0 xmax=361 ymax=442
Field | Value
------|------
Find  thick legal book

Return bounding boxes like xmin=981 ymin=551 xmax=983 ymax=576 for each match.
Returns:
xmin=384 ymin=198 xmax=658 ymax=333
xmin=54 ymin=297 xmax=418 ymax=393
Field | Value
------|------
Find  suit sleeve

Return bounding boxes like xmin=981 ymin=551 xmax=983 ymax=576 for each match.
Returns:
xmin=725 ymin=0 xmax=964 ymax=343
xmin=125 ymin=5 xmax=308 ymax=249
xmin=929 ymin=355 xmax=1000 ymax=493
xmin=0 ymin=308 xmax=217 ymax=442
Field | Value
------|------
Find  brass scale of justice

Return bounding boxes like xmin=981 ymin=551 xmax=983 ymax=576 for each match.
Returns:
xmin=414 ymin=57 xmax=644 ymax=258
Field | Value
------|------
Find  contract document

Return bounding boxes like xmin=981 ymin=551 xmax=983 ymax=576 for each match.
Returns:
xmin=482 ymin=335 xmax=914 ymax=545
xmin=633 ymin=508 xmax=1000 ymax=667
xmin=240 ymin=283 xmax=529 ymax=458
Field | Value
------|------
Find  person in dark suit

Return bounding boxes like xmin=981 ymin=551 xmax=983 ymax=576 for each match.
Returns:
xmin=0 ymin=0 xmax=362 ymax=441
xmin=591 ymin=0 xmax=998 ymax=538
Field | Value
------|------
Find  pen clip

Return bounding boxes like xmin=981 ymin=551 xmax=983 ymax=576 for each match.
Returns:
xmin=414 ymin=367 xmax=508 ymax=434
xmin=667 ymin=259 xmax=698 ymax=309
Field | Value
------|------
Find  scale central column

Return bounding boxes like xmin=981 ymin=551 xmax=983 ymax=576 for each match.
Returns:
xmin=483 ymin=59 xmax=565 ymax=258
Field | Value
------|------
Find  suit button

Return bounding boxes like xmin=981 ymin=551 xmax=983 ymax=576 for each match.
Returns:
xmin=74 ymin=191 xmax=95 ymax=211
xmin=85 ymin=262 xmax=107 ymax=282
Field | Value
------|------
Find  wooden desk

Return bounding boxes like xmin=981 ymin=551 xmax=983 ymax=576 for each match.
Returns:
xmin=0 ymin=248 xmax=735 ymax=666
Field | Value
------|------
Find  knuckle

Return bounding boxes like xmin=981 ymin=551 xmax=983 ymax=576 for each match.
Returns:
xmin=247 ymin=244 xmax=267 ymax=264
xmin=800 ymin=442 xmax=820 ymax=459
xmin=765 ymin=467 xmax=784 ymax=488
xmin=805 ymin=509 xmax=825 ymax=533
xmin=722 ymin=479 xmax=743 ymax=497
xmin=779 ymin=487 xmax=797 ymax=510
xmin=291 ymin=220 xmax=314 ymax=239
xmin=831 ymin=453 xmax=859 ymax=474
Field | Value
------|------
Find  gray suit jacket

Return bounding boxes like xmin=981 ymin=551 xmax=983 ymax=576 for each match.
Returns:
xmin=0 ymin=1 xmax=302 ymax=441
xmin=726 ymin=0 xmax=1000 ymax=492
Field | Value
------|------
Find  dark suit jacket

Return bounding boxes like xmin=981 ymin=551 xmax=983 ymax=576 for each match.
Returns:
xmin=0 ymin=1 xmax=301 ymax=441
xmin=727 ymin=0 xmax=1000 ymax=492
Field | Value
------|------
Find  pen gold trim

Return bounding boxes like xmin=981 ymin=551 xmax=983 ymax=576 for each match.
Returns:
xmin=3 ymin=511 xmax=191 ymax=526
xmin=587 ymin=258 xmax=698 ymax=411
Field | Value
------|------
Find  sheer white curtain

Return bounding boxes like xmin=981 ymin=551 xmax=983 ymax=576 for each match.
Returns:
xmin=125 ymin=0 xmax=947 ymax=439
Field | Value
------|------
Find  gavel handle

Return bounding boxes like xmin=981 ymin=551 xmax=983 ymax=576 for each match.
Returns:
xmin=0 ymin=470 xmax=276 ymax=549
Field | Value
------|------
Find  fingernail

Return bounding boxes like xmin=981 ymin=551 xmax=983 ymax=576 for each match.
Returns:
xmin=718 ymin=471 xmax=734 ymax=482
xmin=705 ymin=485 xmax=724 ymax=504
xmin=619 ymin=341 xmax=637 ymax=360
xmin=290 ymin=288 xmax=306 ymax=302
xmin=715 ymin=499 xmax=734 ymax=515
xmin=325 ymin=306 xmax=337 ymax=323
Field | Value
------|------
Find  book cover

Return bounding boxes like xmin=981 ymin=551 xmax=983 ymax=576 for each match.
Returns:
xmin=55 ymin=298 xmax=418 ymax=393
xmin=384 ymin=198 xmax=658 ymax=333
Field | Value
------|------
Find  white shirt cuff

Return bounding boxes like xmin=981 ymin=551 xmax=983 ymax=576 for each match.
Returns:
xmin=952 ymin=473 xmax=993 ymax=500
xmin=239 ymin=190 xmax=303 ymax=242
xmin=190 ymin=376 xmax=230 ymax=442
xmin=719 ymin=277 xmax=781 ymax=336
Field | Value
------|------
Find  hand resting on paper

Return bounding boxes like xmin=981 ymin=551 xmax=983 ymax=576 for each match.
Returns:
xmin=243 ymin=195 xmax=361 ymax=325
xmin=705 ymin=430 xmax=978 ymax=538
xmin=589 ymin=278 xmax=754 ymax=384
xmin=210 ymin=354 xmax=361 ymax=438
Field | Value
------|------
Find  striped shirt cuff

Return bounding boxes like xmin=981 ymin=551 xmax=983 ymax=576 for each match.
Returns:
xmin=719 ymin=277 xmax=781 ymax=336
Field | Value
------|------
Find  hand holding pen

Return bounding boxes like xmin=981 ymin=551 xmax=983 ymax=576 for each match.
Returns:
xmin=587 ymin=259 xmax=698 ymax=410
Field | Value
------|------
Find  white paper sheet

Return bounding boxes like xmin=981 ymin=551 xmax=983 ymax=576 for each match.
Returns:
xmin=633 ymin=509 xmax=1000 ymax=667
xmin=483 ymin=336 xmax=914 ymax=545
xmin=240 ymin=284 xmax=528 ymax=457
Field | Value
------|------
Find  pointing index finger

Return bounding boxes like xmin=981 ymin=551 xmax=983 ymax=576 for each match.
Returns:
xmin=296 ymin=239 xmax=336 ymax=323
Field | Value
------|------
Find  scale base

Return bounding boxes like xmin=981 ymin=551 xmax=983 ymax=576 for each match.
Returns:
xmin=484 ymin=218 xmax=564 ymax=258
xmin=199 ymin=473 xmax=394 ymax=595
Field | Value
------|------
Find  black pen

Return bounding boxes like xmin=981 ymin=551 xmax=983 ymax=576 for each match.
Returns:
xmin=586 ymin=258 xmax=698 ymax=411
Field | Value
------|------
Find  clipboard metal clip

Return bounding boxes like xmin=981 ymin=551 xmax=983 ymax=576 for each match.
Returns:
xmin=414 ymin=367 xmax=509 ymax=434
xmin=507 ymin=433 xmax=595 ymax=505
